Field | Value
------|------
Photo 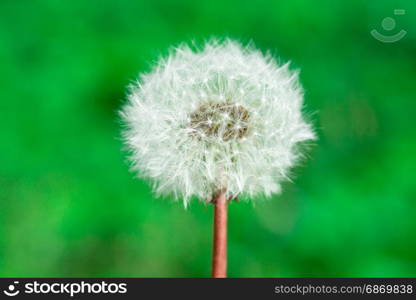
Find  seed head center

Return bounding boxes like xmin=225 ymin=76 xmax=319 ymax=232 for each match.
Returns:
xmin=189 ymin=102 xmax=250 ymax=141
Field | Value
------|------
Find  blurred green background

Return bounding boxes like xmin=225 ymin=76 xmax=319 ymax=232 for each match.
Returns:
xmin=1 ymin=0 xmax=415 ymax=277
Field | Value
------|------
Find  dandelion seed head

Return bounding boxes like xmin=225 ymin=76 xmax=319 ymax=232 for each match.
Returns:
xmin=121 ymin=39 xmax=315 ymax=205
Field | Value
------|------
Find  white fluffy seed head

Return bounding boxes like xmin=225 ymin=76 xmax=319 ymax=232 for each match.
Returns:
xmin=121 ymin=39 xmax=315 ymax=206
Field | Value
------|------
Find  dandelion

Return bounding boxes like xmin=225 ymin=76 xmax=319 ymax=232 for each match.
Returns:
xmin=121 ymin=39 xmax=315 ymax=277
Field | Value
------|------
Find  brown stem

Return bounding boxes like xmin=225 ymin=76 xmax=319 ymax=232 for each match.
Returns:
xmin=211 ymin=189 xmax=228 ymax=278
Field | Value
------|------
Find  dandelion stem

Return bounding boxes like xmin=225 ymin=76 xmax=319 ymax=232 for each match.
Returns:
xmin=211 ymin=189 xmax=228 ymax=278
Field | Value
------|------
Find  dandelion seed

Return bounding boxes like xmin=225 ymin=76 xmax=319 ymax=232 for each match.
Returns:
xmin=121 ymin=39 xmax=315 ymax=204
